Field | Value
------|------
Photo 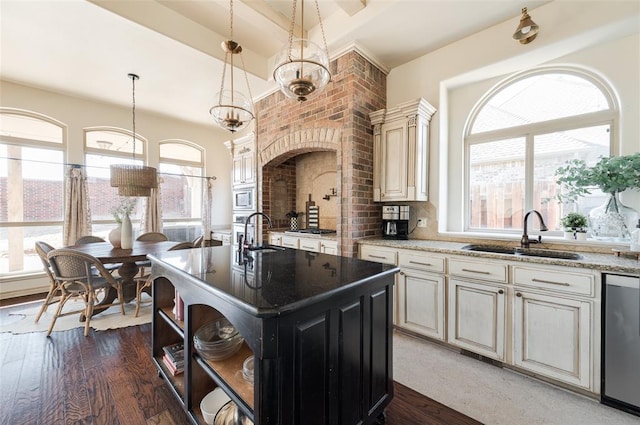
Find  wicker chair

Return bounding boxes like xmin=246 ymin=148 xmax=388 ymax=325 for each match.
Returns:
xmin=136 ymin=232 xmax=168 ymax=242
xmin=75 ymin=235 xmax=107 ymax=244
xmin=34 ymin=241 xmax=59 ymax=324
xmin=46 ymin=248 xmax=126 ymax=337
xmin=192 ymin=235 xmax=205 ymax=248
xmin=134 ymin=241 xmax=193 ymax=317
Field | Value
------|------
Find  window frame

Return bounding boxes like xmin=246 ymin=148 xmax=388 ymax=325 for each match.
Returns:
xmin=463 ymin=66 xmax=619 ymax=235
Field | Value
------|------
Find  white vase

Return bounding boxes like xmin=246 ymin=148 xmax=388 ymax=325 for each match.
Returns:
xmin=109 ymin=223 xmax=122 ymax=248
xmin=575 ymin=232 xmax=587 ymax=241
xmin=121 ymin=213 xmax=133 ymax=249
xmin=563 ymin=231 xmax=575 ymax=240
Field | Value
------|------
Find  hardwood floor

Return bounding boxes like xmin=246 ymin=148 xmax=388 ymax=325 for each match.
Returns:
xmin=0 ymin=299 xmax=481 ymax=424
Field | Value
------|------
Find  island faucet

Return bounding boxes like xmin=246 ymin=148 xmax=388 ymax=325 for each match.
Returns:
xmin=521 ymin=209 xmax=549 ymax=248
xmin=240 ymin=212 xmax=273 ymax=253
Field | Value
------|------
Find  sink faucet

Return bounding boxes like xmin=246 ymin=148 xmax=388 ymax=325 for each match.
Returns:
xmin=240 ymin=212 xmax=273 ymax=254
xmin=521 ymin=209 xmax=549 ymax=248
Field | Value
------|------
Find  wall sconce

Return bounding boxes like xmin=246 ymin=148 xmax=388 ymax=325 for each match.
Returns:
xmin=512 ymin=7 xmax=539 ymax=44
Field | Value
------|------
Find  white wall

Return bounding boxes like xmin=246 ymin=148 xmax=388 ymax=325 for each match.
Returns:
xmin=0 ymin=80 xmax=233 ymax=298
xmin=386 ymin=1 xmax=640 ymax=235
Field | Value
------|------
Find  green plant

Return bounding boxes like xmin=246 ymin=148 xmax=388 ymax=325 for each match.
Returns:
xmin=555 ymin=153 xmax=640 ymax=202
xmin=560 ymin=212 xmax=588 ymax=231
xmin=110 ymin=197 xmax=137 ymax=223
xmin=286 ymin=211 xmax=304 ymax=218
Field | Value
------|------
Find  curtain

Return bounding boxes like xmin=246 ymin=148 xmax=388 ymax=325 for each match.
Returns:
xmin=142 ymin=176 xmax=163 ymax=233
xmin=63 ymin=166 xmax=92 ymax=246
xmin=202 ymin=177 xmax=214 ymax=241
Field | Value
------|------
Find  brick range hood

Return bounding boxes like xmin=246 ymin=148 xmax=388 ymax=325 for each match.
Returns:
xmin=256 ymin=50 xmax=387 ymax=257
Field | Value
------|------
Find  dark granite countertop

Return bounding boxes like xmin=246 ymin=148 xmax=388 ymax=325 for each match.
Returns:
xmin=149 ymin=245 xmax=398 ymax=316
xmin=358 ymin=238 xmax=640 ymax=274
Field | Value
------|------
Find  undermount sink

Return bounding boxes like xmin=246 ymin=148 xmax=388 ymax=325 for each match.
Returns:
xmin=247 ymin=244 xmax=286 ymax=253
xmin=461 ymin=244 xmax=582 ymax=260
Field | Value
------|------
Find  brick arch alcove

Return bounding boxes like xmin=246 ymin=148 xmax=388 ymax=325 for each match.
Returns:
xmin=255 ymin=50 xmax=387 ymax=256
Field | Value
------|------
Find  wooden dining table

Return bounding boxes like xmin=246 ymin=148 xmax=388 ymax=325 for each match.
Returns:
xmin=66 ymin=240 xmax=182 ymax=318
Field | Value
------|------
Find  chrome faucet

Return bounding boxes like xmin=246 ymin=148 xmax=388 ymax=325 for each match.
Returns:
xmin=240 ymin=212 xmax=273 ymax=253
xmin=521 ymin=209 xmax=549 ymax=248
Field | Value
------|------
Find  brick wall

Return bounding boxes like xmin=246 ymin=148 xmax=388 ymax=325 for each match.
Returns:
xmin=256 ymin=50 xmax=387 ymax=256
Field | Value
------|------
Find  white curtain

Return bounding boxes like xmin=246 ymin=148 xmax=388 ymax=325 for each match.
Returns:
xmin=202 ymin=177 xmax=214 ymax=241
xmin=142 ymin=176 xmax=163 ymax=233
xmin=63 ymin=166 xmax=92 ymax=246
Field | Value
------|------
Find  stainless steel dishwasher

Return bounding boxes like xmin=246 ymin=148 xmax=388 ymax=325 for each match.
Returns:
xmin=602 ymin=273 xmax=640 ymax=416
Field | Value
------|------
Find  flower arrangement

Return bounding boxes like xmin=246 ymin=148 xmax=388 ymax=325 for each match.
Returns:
xmin=286 ymin=211 xmax=304 ymax=218
xmin=555 ymin=153 xmax=640 ymax=202
xmin=560 ymin=212 xmax=588 ymax=232
xmin=110 ymin=197 xmax=137 ymax=223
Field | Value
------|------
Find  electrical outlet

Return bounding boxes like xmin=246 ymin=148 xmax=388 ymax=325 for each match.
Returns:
xmin=417 ymin=217 xmax=428 ymax=228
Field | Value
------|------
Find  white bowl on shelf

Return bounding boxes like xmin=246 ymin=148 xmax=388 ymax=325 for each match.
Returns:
xmin=200 ymin=388 xmax=231 ymax=425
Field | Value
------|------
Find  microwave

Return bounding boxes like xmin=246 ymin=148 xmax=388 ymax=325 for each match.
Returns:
xmin=233 ymin=187 xmax=255 ymax=210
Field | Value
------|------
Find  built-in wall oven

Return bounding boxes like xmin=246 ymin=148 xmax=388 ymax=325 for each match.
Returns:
xmin=233 ymin=187 xmax=255 ymax=210
xmin=232 ymin=213 xmax=255 ymax=246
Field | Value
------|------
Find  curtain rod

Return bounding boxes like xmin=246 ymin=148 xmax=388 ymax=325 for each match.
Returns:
xmin=1 ymin=156 xmax=217 ymax=180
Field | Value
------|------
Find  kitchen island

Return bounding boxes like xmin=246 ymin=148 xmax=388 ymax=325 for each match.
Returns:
xmin=148 ymin=245 xmax=399 ymax=425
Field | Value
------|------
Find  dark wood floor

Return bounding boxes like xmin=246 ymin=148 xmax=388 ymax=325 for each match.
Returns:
xmin=0 ymin=298 xmax=482 ymax=425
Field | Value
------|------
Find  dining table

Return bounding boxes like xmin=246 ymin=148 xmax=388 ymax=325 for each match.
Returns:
xmin=66 ymin=240 xmax=183 ymax=318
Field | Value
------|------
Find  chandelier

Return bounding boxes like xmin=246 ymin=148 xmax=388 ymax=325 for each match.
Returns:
xmin=110 ymin=73 xmax=157 ymax=197
xmin=273 ymin=0 xmax=331 ymax=102
xmin=209 ymin=0 xmax=255 ymax=133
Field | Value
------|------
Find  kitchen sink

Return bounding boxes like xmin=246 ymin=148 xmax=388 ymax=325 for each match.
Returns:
xmin=461 ymin=244 xmax=582 ymax=260
xmin=248 ymin=244 xmax=286 ymax=253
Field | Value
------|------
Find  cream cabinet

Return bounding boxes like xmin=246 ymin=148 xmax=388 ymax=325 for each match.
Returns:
xmin=320 ymin=240 xmax=338 ymax=255
xmin=269 ymin=232 xmax=338 ymax=256
xmin=512 ymin=264 xmax=599 ymax=391
xmin=225 ymin=133 xmax=256 ymax=187
xmin=269 ymin=233 xmax=282 ymax=246
xmin=370 ymin=98 xmax=436 ymax=202
xmin=396 ymin=249 xmax=446 ymax=340
xmin=447 ymin=278 xmax=507 ymax=361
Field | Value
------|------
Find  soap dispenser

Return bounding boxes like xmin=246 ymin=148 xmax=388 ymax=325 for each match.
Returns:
xmin=631 ymin=219 xmax=640 ymax=252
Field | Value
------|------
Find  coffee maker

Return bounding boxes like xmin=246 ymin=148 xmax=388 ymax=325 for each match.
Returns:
xmin=382 ymin=205 xmax=409 ymax=239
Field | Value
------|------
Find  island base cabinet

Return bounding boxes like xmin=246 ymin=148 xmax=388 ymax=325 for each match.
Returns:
xmin=276 ymin=286 xmax=393 ymax=425
xmin=447 ymin=278 xmax=506 ymax=361
xmin=396 ymin=269 xmax=445 ymax=340
xmin=513 ymin=289 xmax=592 ymax=389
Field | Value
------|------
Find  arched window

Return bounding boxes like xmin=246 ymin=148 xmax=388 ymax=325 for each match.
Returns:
xmin=158 ymin=140 xmax=205 ymax=241
xmin=464 ymin=67 xmax=617 ymax=234
xmin=83 ymin=127 xmax=149 ymax=236
xmin=0 ymin=108 xmax=66 ymax=276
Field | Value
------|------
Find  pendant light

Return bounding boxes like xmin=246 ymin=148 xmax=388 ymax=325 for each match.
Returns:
xmin=110 ymin=73 xmax=157 ymax=197
xmin=273 ymin=0 xmax=331 ymax=102
xmin=209 ymin=0 xmax=255 ymax=133
xmin=513 ymin=7 xmax=539 ymax=44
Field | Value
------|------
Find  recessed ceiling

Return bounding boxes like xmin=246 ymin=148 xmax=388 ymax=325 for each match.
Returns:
xmin=0 ymin=0 xmax=549 ymax=127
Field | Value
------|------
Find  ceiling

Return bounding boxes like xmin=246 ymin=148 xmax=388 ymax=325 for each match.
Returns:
xmin=0 ymin=0 xmax=549 ymax=128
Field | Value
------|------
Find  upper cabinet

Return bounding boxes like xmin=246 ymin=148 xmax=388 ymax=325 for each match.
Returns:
xmin=370 ymin=98 xmax=436 ymax=202
xmin=225 ymin=133 xmax=256 ymax=187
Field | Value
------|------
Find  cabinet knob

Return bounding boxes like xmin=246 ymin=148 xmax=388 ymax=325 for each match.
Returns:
xmin=516 ymin=292 xmax=522 ymax=297
xmin=498 ymin=289 xmax=504 ymax=294
xmin=399 ymin=271 xmax=405 ymax=275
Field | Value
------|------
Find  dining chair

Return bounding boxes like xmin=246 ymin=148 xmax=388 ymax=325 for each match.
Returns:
xmin=34 ymin=241 xmax=59 ymax=324
xmin=136 ymin=232 xmax=168 ymax=242
xmin=74 ymin=235 xmax=120 ymax=274
xmin=75 ymin=235 xmax=106 ymax=244
xmin=134 ymin=241 xmax=194 ymax=317
xmin=192 ymin=234 xmax=204 ymax=248
xmin=46 ymin=248 xmax=126 ymax=337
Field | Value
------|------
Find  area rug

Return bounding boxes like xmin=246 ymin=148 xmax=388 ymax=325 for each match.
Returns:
xmin=0 ymin=295 xmax=152 ymax=335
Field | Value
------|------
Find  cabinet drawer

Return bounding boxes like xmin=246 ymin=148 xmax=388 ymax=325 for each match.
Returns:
xmin=449 ymin=257 xmax=507 ymax=283
xmin=398 ymin=250 xmax=445 ymax=273
xmin=281 ymin=236 xmax=299 ymax=249
xmin=299 ymin=238 xmax=321 ymax=253
xmin=359 ymin=245 xmax=397 ymax=265
xmin=513 ymin=266 xmax=595 ymax=297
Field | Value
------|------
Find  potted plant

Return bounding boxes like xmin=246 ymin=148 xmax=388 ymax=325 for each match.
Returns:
xmin=560 ymin=212 xmax=588 ymax=240
xmin=555 ymin=153 xmax=640 ymax=240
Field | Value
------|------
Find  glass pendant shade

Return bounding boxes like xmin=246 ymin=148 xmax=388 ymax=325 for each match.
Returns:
xmin=273 ymin=38 xmax=330 ymax=102
xmin=209 ymin=89 xmax=254 ymax=133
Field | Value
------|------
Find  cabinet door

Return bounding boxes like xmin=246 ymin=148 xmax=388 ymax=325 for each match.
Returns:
xmin=232 ymin=152 xmax=255 ymax=185
xmin=397 ymin=269 xmax=445 ymax=340
xmin=379 ymin=120 xmax=408 ymax=201
xmin=513 ymin=290 xmax=592 ymax=389
xmin=320 ymin=240 xmax=338 ymax=256
xmin=269 ymin=233 xmax=283 ymax=246
xmin=447 ymin=278 xmax=506 ymax=361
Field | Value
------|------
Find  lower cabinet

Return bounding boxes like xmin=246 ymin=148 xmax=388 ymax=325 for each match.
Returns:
xmin=513 ymin=289 xmax=592 ymax=389
xmin=447 ymin=278 xmax=507 ymax=361
xmin=396 ymin=268 xmax=445 ymax=340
